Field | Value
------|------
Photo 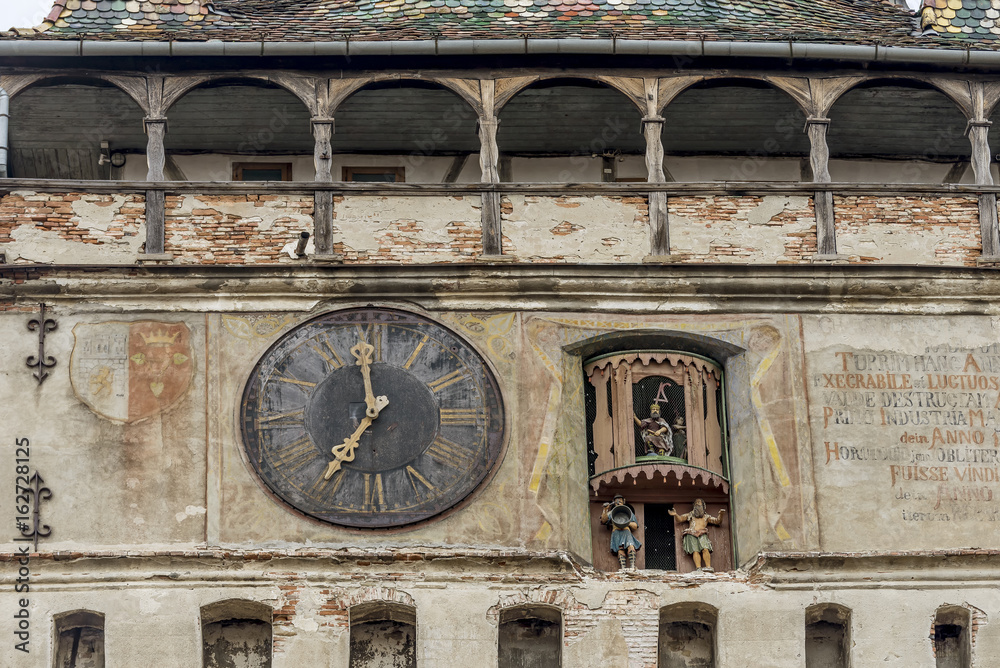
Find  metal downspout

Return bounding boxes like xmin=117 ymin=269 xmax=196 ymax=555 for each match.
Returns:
xmin=0 ymin=88 xmax=8 ymax=178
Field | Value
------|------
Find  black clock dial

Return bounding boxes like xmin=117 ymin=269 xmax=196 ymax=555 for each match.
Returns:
xmin=239 ymin=308 xmax=506 ymax=529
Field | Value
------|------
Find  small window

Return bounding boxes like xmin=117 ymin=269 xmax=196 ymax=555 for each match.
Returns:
xmin=201 ymin=599 xmax=272 ymax=668
xmin=806 ymin=603 xmax=851 ymax=668
xmin=54 ymin=610 xmax=105 ymax=668
xmin=498 ymin=606 xmax=561 ymax=668
xmin=343 ymin=166 xmax=405 ymax=183
xmin=233 ymin=162 xmax=292 ymax=181
xmin=934 ymin=606 xmax=971 ymax=668
xmin=659 ymin=603 xmax=717 ymax=668
xmin=350 ymin=602 xmax=416 ymax=668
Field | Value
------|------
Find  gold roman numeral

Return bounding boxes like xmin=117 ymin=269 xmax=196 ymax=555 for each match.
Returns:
xmin=405 ymin=465 xmax=435 ymax=497
xmin=308 ymin=338 xmax=343 ymax=371
xmin=440 ymin=407 xmax=485 ymax=426
xmin=308 ymin=469 xmax=344 ymax=499
xmin=271 ymin=436 xmax=315 ymax=471
xmin=362 ymin=473 xmax=384 ymax=510
xmin=355 ymin=323 xmax=385 ymax=362
xmin=274 ymin=373 xmax=316 ymax=388
xmin=427 ymin=437 xmax=473 ymax=470
xmin=403 ymin=334 xmax=430 ymax=370
xmin=257 ymin=408 xmax=305 ymax=429
xmin=427 ymin=369 xmax=466 ymax=393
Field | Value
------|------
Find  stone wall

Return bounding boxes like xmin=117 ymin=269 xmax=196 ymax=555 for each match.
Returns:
xmin=667 ymin=195 xmax=817 ymax=263
xmin=834 ymin=196 xmax=980 ymax=266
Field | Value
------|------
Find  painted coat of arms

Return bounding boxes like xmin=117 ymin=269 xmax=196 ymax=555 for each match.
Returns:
xmin=70 ymin=321 xmax=193 ymax=423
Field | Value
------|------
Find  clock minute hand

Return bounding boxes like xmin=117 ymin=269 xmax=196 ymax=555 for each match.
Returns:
xmin=351 ymin=340 xmax=379 ymax=418
xmin=322 ymin=395 xmax=389 ymax=480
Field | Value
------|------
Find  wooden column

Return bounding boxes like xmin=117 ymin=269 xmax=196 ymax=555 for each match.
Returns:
xmin=311 ymin=117 xmax=338 ymax=259
xmin=643 ymin=115 xmax=669 ymax=258
xmin=141 ymin=117 xmax=168 ymax=256
xmin=968 ymin=119 xmax=1000 ymax=258
xmin=478 ymin=81 xmax=503 ymax=257
xmin=805 ymin=117 xmax=837 ymax=257
xmin=144 ymin=117 xmax=167 ymax=182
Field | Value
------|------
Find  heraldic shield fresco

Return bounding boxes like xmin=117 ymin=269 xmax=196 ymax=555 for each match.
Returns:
xmin=70 ymin=321 xmax=194 ymax=423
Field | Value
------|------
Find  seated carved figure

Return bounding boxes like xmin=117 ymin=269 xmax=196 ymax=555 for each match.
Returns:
xmin=633 ymin=403 xmax=673 ymax=457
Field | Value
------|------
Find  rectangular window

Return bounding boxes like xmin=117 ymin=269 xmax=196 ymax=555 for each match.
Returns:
xmin=233 ymin=163 xmax=292 ymax=181
xmin=343 ymin=167 xmax=405 ymax=183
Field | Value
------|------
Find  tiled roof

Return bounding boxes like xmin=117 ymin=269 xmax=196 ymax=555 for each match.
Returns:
xmin=920 ymin=0 xmax=1000 ymax=39
xmin=0 ymin=0 xmax=930 ymax=45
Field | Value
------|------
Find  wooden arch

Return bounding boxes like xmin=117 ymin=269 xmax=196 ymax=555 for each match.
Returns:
xmin=657 ymin=74 xmax=814 ymax=118
xmin=160 ymin=73 xmax=320 ymax=117
xmin=0 ymin=73 xmax=149 ymax=114
xmin=492 ymin=75 xmax=647 ymax=117
xmin=820 ymin=75 xmax=974 ymax=120
xmin=325 ymin=75 xmax=483 ymax=118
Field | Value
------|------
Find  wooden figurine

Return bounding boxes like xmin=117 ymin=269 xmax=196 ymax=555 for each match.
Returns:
xmin=669 ymin=499 xmax=725 ymax=571
xmin=601 ymin=494 xmax=641 ymax=570
xmin=634 ymin=402 xmax=673 ymax=457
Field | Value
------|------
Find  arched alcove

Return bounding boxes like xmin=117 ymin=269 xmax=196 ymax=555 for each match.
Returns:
xmin=805 ymin=603 xmax=851 ymax=668
xmin=350 ymin=601 xmax=417 ymax=668
xmin=933 ymin=605 xmax=972 ymax=668
xmin=659 ymin=602 xmax=718 ymax=668
xmin=53 ymin=609 xmax=105 ymax=668
xmin=498 ymin=605 xmax=562 ymax=668
xmin=497 ymin=78 xmax=645 ymax=182
xmin=828 ymin=80 xmax=971 ymax=183
xmin=9 ymin=78 xmax=146 ymax=179
xmin=164 ymin=79 xmax=314 ymax=182
xmin=200 ymin=599 xmax=273 ymax=668
xmin=330 ymin=81 xmax=481 ymax=184
xmin=660 ymin=79 xmax=810 ymax=182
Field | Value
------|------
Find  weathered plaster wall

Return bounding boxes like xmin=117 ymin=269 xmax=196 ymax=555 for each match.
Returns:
xmin=668 ymin=196 xmax=816 ymax=263
xmin=0 ymin=191 xmax=146 ymax=264
xmin=165 ymin=194 xmax=314 ymax=264
xmin=332 ymin=196 xmax=483 ymax=263
xmin=2 ymin=562 xmax=997 ymax=668
xmin=804 ymin=314 xmax=1000 ymax=552
xmin=834 ymin=196 xmax=980 ymax=266
xmin=501 ymin=196 xmax=650 ymax=263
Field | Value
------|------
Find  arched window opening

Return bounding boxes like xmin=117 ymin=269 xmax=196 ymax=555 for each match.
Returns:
xmin=165 ymin=80 xmax=313 ymax=182
xmin=201 ymin=599 xmax=273 ymax=668
xmin=933 ymin=605 xmax=971 ymax=668
xmin=497 ymin=79 xmax=645 ymax=183
xmin=332 ymin=81 xmax=480 ymax=184
xmin=660 ymin=79 xmax=809 ymax=182
xmin=53 ymin=610 xmax=105 ymax=668
xmin=10 ymin=78 xmax=146 ymax=180
xmin=827 ymin=81 xmax=970 ymax=184
xmin=805 ymin=603 xmax=851 ymax=668
xmin=585 ymin=347 xmax=731 ymax=573
xmin=498 ymin=605 xmax=562 ymax=668
xmin=350 ymin=601 xmax=417 ymax=668
xmin=658 ymin=603 xmax=717 ymax=668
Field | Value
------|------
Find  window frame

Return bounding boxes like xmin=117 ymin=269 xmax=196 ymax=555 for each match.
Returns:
xmin=342 ymin=166 xmax=406 ymax=183
xmin=232 ymin=162 xmax=293 ymax=182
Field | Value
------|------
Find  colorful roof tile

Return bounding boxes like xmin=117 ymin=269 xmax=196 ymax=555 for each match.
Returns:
xmin=1 ymin=0 xmax=928 ymax=45
xmin=921 ymin=0 xmax=1000 ymax=39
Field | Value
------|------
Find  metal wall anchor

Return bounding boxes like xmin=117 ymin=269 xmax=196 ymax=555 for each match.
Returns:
xmin=26 ymin=303 xmax=57 ymax=385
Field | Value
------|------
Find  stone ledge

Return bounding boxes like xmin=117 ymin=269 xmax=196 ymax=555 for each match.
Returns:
xmin=810 ymin=253 xmax=851 ymax=264
xmin=475 ymin=254 xmax=516 ymax=263
xmin=311 ymin=253 xmax=344 ymax=264
xmin=136 ymin=253 xmax=174 ymax=263
xmin=976 ymin=255 xmax=1000 ymax=265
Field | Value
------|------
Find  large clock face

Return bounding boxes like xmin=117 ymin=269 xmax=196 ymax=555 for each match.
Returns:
xmin=239 ymin=308 xmax=506 ymax=529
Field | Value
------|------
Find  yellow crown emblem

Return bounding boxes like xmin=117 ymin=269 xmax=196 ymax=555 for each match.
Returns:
xmin=649 ymin=402 xmax=660 ymax=411
xmin=139 ymin=329 xmax=180 ymax=346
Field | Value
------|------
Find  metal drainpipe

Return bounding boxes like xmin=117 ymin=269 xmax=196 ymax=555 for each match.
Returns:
xmin=0 ymin=88 xmax=8 ymax=178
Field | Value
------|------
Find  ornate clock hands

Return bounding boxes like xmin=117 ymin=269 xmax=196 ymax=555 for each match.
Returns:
xmin=324 ymin=395 xmax=389 ymax=480
xmin=351 ymin=340 xmax=381 ymax=419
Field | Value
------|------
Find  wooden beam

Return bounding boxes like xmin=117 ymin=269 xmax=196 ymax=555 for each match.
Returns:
xmin=314 ymin=190 xmax=335 ymax=257
xmin=443 ymin=154 xmax=470 ymax=184
xmin=144 ymin=117 xmax=167 ymax=182
xmin=145 ymin=189 xmax=165 ymax=255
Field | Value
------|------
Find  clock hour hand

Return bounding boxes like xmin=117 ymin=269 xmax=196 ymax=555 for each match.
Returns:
xmin=350 ymin=340 xmax=380 ymax=418
xmin=322 ymin=395 xmax=389 ymax=480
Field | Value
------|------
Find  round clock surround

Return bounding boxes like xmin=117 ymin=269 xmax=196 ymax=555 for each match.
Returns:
xmin=239 ymin=307 xmax=507 ymax=529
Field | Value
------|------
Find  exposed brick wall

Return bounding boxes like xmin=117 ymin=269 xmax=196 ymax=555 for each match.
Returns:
xmin=333 ymin=195 xmax=483 ymax=263
xmin=165 ymin=194 xmax=314 ymax=264
xmin=501 ymin=195 xmax=650 ymax=262
xmin=834 ymin=196 xmax=980 ymax=266
xmin=0 ymin=191 xmax=146 ymax=263
xmin=667 ymin=195 xmax=817 ymax=264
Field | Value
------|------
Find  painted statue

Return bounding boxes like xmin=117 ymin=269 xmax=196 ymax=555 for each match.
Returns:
xmin=634 ymin=402 xmax=673 ymax=456
xmin=601 ymin=494 xmax=641 ymax=570
xmin=671 ymin=415 xmax=687 ymax=461
xmin=669 ymin=499 xmax=725 ymax=571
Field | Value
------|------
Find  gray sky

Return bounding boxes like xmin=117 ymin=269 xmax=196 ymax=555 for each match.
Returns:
xmin=0 ymin=0 xmax=54 ymax=31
